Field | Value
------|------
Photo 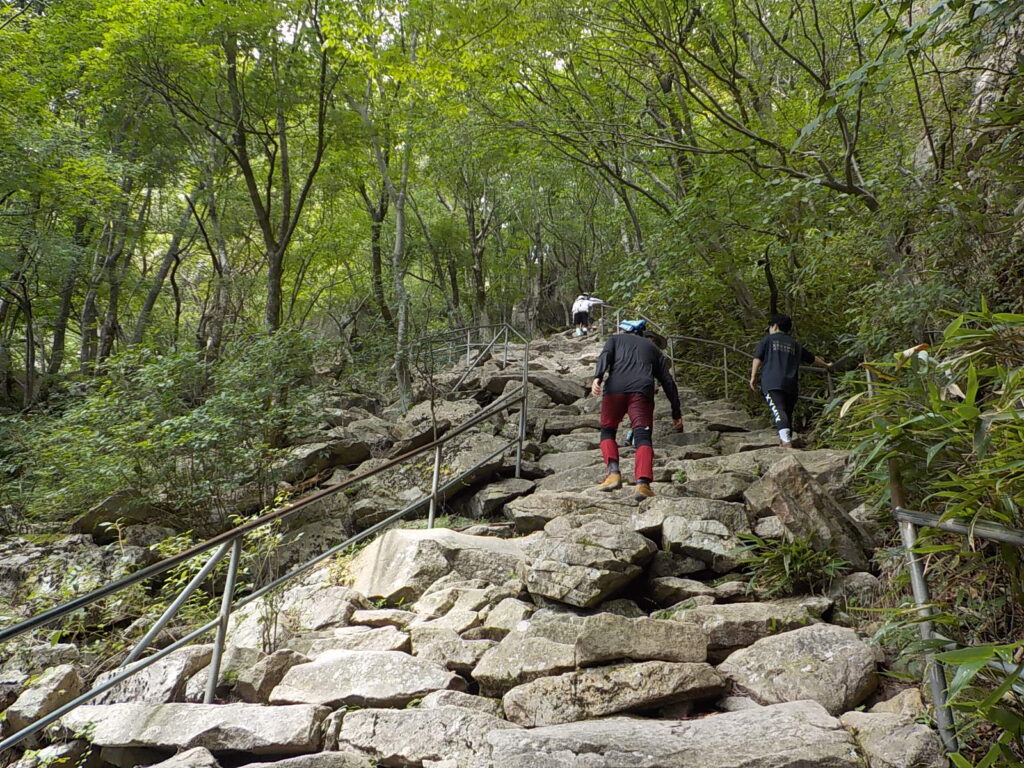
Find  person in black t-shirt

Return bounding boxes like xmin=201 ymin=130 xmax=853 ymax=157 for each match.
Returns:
xmin=591 ymin=319 xmax=684 ymax=499
xmin=749 ymin=313 xmax=831 ymax=448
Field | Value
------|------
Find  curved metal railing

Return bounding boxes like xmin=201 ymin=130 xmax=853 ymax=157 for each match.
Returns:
xmin=0 ymin=323 xmax=529 ymax=754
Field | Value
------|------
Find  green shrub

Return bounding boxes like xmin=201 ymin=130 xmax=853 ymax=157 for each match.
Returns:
xmin=737 ymin=533 xmax=851 ymax=598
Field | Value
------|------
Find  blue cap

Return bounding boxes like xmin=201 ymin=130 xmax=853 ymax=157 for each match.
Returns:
xmin=618 ymin=319 xmax=647 ymax=334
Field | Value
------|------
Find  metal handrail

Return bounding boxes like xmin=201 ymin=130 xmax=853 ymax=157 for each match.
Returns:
xmin=0 ymin=324 xmax=529 ymax=754
xmin=887 ymin=462 xmax=1024 ymax=753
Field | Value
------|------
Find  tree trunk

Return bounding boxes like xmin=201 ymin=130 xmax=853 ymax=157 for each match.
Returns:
xmin=47 ymin=217 xmax=89 ymax=377
xmin=130 ymin=192 xmax=196 ymax=345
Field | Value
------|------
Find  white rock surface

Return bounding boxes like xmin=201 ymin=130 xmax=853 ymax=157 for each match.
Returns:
xmin=269 ymin=649 xmax=464 ymax=707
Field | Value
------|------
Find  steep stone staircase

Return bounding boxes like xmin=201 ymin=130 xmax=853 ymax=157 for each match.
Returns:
xmin=2 ymin=332 xmax=946 ymax=768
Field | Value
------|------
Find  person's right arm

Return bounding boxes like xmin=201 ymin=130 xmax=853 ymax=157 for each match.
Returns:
xmin=592 ymin=337 xmax=615 ymax=397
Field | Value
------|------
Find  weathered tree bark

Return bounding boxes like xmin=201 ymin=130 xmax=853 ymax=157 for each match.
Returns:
xmin=358 ymin=179 xmax=393 ymax=323
xmin=47 ymin=216 xmax=90 ymax=377
xmin=100 ymin=188 xmax=152 ymax=360
xmin=130 ymin=188 xmax=199 ymax=345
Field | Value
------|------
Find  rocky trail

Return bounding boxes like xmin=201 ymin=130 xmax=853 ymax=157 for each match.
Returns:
xmin=1 ymin=331 xmax=947 ymax=768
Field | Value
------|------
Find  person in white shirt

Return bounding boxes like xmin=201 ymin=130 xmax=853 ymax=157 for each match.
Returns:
xmin=571 ymin=294 xmax=604 ymax=336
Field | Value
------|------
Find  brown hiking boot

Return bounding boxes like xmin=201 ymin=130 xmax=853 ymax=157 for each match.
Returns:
xmin=597 ymin=472 xmax=623 ymax=491
xmin=633 ymin=482 xmax=656 ymax=500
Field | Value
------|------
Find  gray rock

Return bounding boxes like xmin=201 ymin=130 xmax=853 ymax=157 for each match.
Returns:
xmin=647 ymin=551 xmax=706 ymax=578
xmin=754 ymin=516 xmax=785 ymax=538
xmin=12 ymin=741 xmax=96 ymax=768
xmin=7 ymin=664 xmax=82 ymax=732
xmin=719 ymin=430 xmax=782 ymax=454
xmin=58 ymin=703 xmax=328 ymax=755
xmin=121 ymin=524 xmax=177 ymax=548
xmin=349 ymin=609 xmax=417 ymax=629
xmin=2 ymin=644 xmax=79 ymax=677
xmin=346 ymin=528 xmax=524 ymax=604
xmin=504 ymin=491 xmax=643 ymax=534
xmin=537 ymin=451 xmax=603 ymax=474
xmin=649 ymin=577 xmax=716 ymax=606
xmin=477 ymin=598 xmax=536 ymax=639
xmin=703 ymin=411 xmax=762 ymax=432
xmin=235 ymin=649 xmax=309 ymax=703
xmin=94 ymin=645 xmax=212 ymax=705
xmin=418 ymin=689 xmax=503 ymax=717
xmin=244 ymin=753 xmax=375 ymax=768
xmin=829 ymin=571 xmax=881 ymax=606
xmin=472 ymin=611 xmax=707 ymax=696
xmin=840 ymin=711 xmax=948 ymax=768
xmin=411 ymin=626 xmax=495 ymax=672
xmin=743 ymin=456 xmax=869 ymax=570
xmin=335 ymin=706 xmax=519 ymax=767
xmin=662 ymin=517 xmax=740 ymax=573
xmin=269 ymin=649 xmax=464 ymax=708
xmin=464 ymin=478 xmax=536 ymax=518
xmin=300 ymin=626 xmax=411 ymax=656
xmin=645 ymin=497 xmax=750 ymax=534
xmin=713 ymin=581 xmax=750 ymax=601
xmin=146 ymin=747 xmax=220 ymax=768
xmin=483 ymin=700 xmax=862 ymax=768
xmin=869 ymin=688 xmax=926 ymax=720
xmin=685 ymin=472 xmax=755 ymax=501
xmin=716 ymin=695 xmax=764 ymax=711
xmin=666 ymin=601 xmax=817 ymax=654
xmin=718 ymin=624 xmax=878 ymax=714
xmin=519 ymin=513 xmax=656 ymax=607
xmin=502 ymin=661 xmax=726 ymax=726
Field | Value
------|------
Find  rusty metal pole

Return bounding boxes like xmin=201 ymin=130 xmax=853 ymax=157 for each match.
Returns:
xmin=722 ymin=347 xmax=729 ymax=398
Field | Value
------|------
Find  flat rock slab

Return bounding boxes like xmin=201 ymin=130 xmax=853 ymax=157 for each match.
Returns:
xmin=839 ymin=711 xmax=948 ymax=768
xmin=472 ymin=611 xmax=707 ymax=696
xmin=269 ymin=649 xmax=464 ymax=708
xmin=719 ymin=430 xmax=783 ymax=454
xmin=645 ymin=497 xmax=750 ymax=533
xmin=346 ymin=528 xmax=524 ymax=604
xmin=297 ymin=626 xmax=411 ymax=657
xmin=245 ymin=753 xmax=375 ymax=768
xmin=662 ymin=517 xmax=741 ymax=573
xmin=505 ymin=491 xmax=644 ymax=534
xmin=684 ymin=472 xmax=755 ymax=502
xmin=502 ymin=661 xmax=726 ymax=726
xmin=334 ymin=706 xmax=519 ymax=767
xmin=93 ymin=645 xmax=213 ymax=706
xmin=718 ymin=624 xmax=878 ymax=714
xmin=483 ymin=700 xmax=863 ymax=768
xmin=59 ymin=703 xmax=328 ymax=755
xmin=667 ymin=601 xmax=817 ymax=654
xmin=519 ymin=513 xmax=655 ymax=607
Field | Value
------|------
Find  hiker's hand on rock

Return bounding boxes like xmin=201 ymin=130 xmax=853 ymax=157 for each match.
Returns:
xmin=672 ymin=418 xmax=684 ymax=431
xmin=591 ymin=378 xmax=602 ymax=397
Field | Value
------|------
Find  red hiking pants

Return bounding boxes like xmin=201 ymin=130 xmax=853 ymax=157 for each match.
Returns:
xmin=599 ymin=392 xmax=654 ymax=482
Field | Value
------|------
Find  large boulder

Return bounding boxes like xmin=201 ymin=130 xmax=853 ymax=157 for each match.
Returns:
xmin=839 ymin=712 xmax=948 ymax=768
xmin=743 ymin=456 xmax=869 ymax=570
xmin=502 ymin=661 xmax=726 ymax=726
xmin=346 ymin=528 xmax=524 ymax=604
xmin=483 ymin=700 xmax=863 ymax=768
xmin=58 ymin=703 xmax=328 ymax=755
xmin=717 ymin=624 xmax=878 ymax=714
xmin=94 ymin=645 xmax=212 ymax=705
xmin=6 ymin=664 xmax=82 ymax=733
xmin=472 ymin=611 xmax=707 ymax=696
xmin=333 ymin=706 xmax=519 ymax=767
xmin=294 ymin=626 xmax=410 ymax=656
xmin=268 ymin=649 xmax=465 ymax=708
xmin=390 ymin=399 xmax=480 ymax=455
xmin=518 ymin=513 xmax=656 ymax=607
xmin=667 ymin=601 xmax=817 ymax=654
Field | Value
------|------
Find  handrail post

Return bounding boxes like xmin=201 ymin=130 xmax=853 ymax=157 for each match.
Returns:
xmin=205 ymin=537 xmax=241 ymax=704
xmin=466 ymin=329 xmax=472 ymax=369
xmin=722 ymin=347 xmax=729 ymax=398
xmin=516 ymin=339 xmax=529 ymax=478
xmin=428 ymin=443 xmax=442 ymax=529
xmin=122 ymin=541 xmax=231 ymax=667
xmin=503 ymin=326 xmax=509 ymax=367
xmin=890 ymin=459 xmax=959 ymax=753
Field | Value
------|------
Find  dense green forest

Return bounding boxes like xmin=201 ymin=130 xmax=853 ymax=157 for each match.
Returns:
xmin=2 ymin=0 xmax=1024 ymax=760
